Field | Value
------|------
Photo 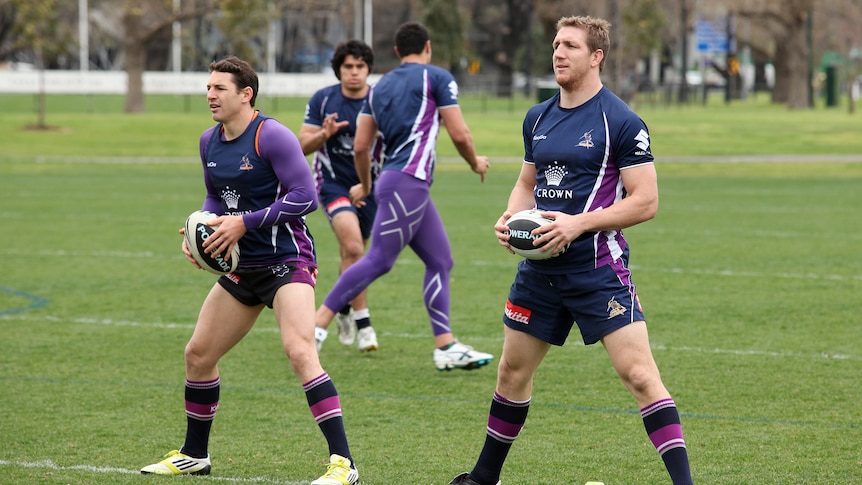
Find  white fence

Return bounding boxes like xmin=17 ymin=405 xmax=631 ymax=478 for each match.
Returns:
xmin=0 ymin=70 xmax=382 ymax=96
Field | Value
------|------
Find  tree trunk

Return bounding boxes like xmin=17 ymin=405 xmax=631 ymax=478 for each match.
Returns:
xmin=123 ymin=8 xmax=147 ymax=113
xmin=783 ymin=9 xmax=810 ymax=109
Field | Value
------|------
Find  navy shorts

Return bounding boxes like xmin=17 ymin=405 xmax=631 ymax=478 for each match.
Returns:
xmin=503 ymin=258 xmax=645 ymax=346
xmin=217 ymin=261 xmax=318 ymax=308
xmin=318 ymin=182 xmax=377 ymax=240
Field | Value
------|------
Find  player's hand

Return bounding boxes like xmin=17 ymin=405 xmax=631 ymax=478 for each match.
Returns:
xmin=471 ymin=155 xmax=489 ymax=183
xmin=178 ymin=228 xmax=202 ymax=268
xmin=201 ymin=215 xmax=246 ymax=261
xmin=322 ymin=113 xmax=349 ymax=139
xmin=494 ymin=211 xmax=516 ymax=254
xmin=534 ymin=211 xmax=582 ymax=255
xmin=349 ymin=183 xmax=370 ymax=208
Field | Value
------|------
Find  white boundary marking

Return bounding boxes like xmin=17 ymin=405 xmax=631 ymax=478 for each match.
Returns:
xmin=0 ymin=459 xmax=305 ymax=483
xmin=2 ymin=313 xmax=859 ymax=361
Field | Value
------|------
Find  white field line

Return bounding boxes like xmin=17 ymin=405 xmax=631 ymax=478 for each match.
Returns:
xmin=0 ymin=459 xmax=307 ymax=483
xmin=2 ymin=313 xmax=859 ymax=362
xmin=4 ymin=248 xmax=862 ymax=282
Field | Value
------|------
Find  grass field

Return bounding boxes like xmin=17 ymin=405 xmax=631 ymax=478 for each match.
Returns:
xmin=2 ymin=94 xmax=862 ymax=484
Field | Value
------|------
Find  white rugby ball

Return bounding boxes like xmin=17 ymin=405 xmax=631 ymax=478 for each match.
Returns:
xmin=505 ymin=209 xmax=558 ymax=260
xmin=184 ymin=210 xmax=240 ymax=275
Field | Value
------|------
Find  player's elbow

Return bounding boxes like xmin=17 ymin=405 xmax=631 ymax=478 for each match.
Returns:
xmin=642 ymin=196 xmax=658 ymax=221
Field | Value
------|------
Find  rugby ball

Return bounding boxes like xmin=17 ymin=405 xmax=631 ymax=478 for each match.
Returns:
xmin=505 ymin=209 xmax=557 ymax=260
xmin=184 ymin=210 xmax=240 ymax=275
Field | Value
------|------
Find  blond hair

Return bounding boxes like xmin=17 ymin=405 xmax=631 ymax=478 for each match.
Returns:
xmin=556 ymin=16 xmax=610 ymax=71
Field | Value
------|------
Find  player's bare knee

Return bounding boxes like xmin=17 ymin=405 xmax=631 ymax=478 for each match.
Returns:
xmin=619 ymin=365 xmax=660 ymax=394
xmin=341 ymin=240 xmax=365 ymax=263
xmin=184 ymin=343 xmax=216 ymax=373
xmin=496 ymin=357 xmax=531 ymax=393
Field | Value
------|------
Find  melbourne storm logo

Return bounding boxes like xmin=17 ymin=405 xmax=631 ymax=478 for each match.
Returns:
xmin=577 ymin=130 xmax=595 ymax=148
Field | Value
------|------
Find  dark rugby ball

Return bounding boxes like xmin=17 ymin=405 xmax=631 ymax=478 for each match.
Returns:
xmin=505 ymin=209 xmax=557 ymax=260
xmin=184 ymin=210 xmax=240 ymax=275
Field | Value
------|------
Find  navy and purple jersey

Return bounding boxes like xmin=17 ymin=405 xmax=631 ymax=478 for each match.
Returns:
xmin=359 ymin=62 xmax=460 ymax=183
xmin=522 ymin=86 xmax=654 ymax=273
xmin=199 ymin=112 xmax=317 ymax=266
xmin=303 ymin=84 xmax=382 ymax=192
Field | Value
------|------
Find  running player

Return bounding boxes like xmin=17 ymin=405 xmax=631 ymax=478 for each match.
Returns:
xmin=313 ymin=22 xmax=494 ymax=371
xmin=300 ymin=40 xmax=382 ymax=354
xmin=449 ymin=16 xmax=694 ymax=485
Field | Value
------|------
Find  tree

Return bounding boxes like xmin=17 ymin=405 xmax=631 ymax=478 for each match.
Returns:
xmin=728 ymin=0 xmax=814 ymax=109
xmin=421 ymin=0 xmax=466 ymax=73
xmin=9 ymin=0 xmax=75 ymax=128
xmin=466 ymin=0 xmax=534 ymax=97
xmin=89 ymin=0 xmax=213 ymax=113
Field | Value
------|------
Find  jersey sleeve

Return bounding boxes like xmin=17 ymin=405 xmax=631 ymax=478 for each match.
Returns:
xmin=242 ymin=121 xmax=318 ymax=229
xmin=521 ymin=104 xmax=545 ymax=164
xmin=303 ymin=90 xmax=325 ymax=127
xmin=432 ymin=68 xmax=460 ymax=109
xmin=611 ymin=114 xmax=654 ymax=169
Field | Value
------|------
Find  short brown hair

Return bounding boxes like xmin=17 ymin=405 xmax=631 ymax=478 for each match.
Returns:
xmin=209 ymin=56 xmax=259 ymax=106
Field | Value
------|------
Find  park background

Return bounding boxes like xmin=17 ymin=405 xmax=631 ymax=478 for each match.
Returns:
xmin=2 ymin=0 xmax=862 ymax=484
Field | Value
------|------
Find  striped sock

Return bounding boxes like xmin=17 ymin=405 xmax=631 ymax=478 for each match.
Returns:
xmin=641 ymin=398 xmax=693 ymax=485
xmin=471 ymin=392 xmax=530 ymax=485
xmin=181 ymin=377 xmax=220 ymax=459
xmin=304 ymin=373 xmax=352 ymax=463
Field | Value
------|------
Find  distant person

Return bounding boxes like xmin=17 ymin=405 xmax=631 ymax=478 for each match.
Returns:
xmin=141 ymin=55 xmax=358 ymax=485
xmin=300 ymin=40 xmax=382 ymax=354
xmin=449 ymin=16 xmax=693 ymax=485
xmin=313 ymin=21 xmax=494 ymax=371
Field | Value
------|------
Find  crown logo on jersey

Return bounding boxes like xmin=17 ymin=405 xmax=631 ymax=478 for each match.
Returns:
xmin=239 ymin=153 xmax=254 ymax=171
xmin=577 ymin=130 xmax=594 ymax=148
xmin=222 ymin=187 xmax=240 ymax=210
xmin=545 ymin=161 xmax=568 ymax=187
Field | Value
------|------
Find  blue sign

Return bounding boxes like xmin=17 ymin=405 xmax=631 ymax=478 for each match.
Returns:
xmin=696 ymin=19 xmax=728 ymax=54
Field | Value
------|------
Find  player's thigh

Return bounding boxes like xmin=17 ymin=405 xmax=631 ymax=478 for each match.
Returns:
xmin=408 ymin=200 xmax=453 ymax=268
xmin=272 ymin=282 xmax=322 ymax=381
xmin=273 ymin=282 xmax=316 ymax=347
xmin=601 ymin=321 xmax=668 ymax=403
xmin=330 ymin=210 xmax=364 ymax=248
xmin=190 ymin=284 xmax=263 ymax=360
xmin=497 ymin=326 xmax=551 ymax=400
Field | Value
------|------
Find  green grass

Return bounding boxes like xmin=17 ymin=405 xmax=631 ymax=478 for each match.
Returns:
xmin=2 ymin=92 xmax=861 ymax=160
xmin=1 ymin=94 xmax=862 ymax=484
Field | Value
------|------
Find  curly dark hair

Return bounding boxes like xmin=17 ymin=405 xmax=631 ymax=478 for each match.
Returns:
xmin=330 ymin=40 xmax=374 ymax=80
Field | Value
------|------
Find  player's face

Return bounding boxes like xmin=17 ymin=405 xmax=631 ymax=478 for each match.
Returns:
xmin=206 ymin=71 xmax=249 ymax=122
xmin=339 ymin=55 xmax=370 ymax=97
xmin=552 ymin=26 xmax=598 ymax=90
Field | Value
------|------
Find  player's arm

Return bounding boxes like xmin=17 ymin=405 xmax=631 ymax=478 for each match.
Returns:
xmin=439 ymin=105 xmax=489 ymax=183
xmin=350 ymin=113 xmax=376 ymax=206
xmin=299 ymin=112 xmax=348 ymax=155
xmin=495 ymin=162 xmax=538 ymax=250
xmin=537 ymin=163 xmax=658 ymax=251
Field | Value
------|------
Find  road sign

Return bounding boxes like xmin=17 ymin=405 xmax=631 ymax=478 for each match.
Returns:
xmin=696 ymin=19 xmax=728 ymax=54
